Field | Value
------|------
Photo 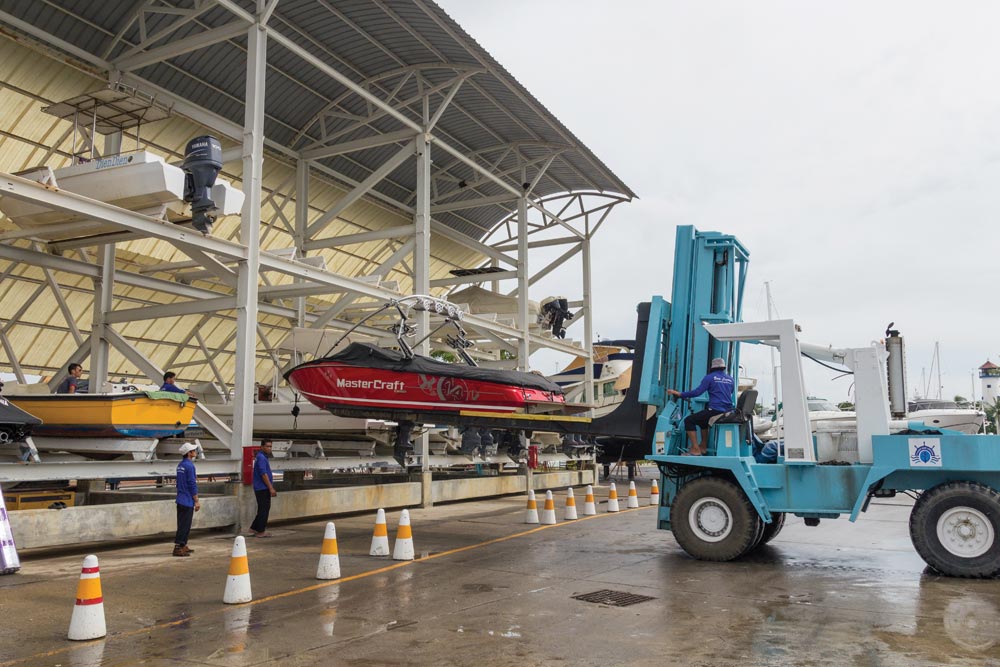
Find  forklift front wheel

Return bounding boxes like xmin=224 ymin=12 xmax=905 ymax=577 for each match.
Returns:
xmin=671 ymin=476 xmax=761 ymax=562
xmin=909 ymin=481 xmax=1000 ymax=578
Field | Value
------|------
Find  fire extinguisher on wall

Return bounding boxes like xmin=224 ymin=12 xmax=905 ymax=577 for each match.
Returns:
xmin=527 ymin=444 xmax=539 ymax=470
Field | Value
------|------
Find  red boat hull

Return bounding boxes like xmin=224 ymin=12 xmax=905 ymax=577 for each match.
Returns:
xmin=287 ymin=362 xmax=564 ymax=413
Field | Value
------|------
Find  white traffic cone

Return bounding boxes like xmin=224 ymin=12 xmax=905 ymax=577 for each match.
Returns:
xmin=607 ymin=483 xmax=620 ymax=512
xmin=650 ymin=478 xmax=660 ymax=506
xmin=524 ymin=489 xmax=539 ymax=524
xmin=564 ymin=487 xmax=578 ymax=521
xmin=316 ymin=522 xmax=341 ymax=580
xmin=68 ymin=554 xmax=106 ymax=640
xmin=370 ymin=508 xmax=390 ymax=556
xmin=582 ymin=485 xmax=597 ymax=516
xmin=223 ymin=535 xmax=252 ymax=604
xmin=540 ymin=490 xmax=557 ymax=525
xmin=627 ymin=481 xmax=640 ymax=508
xmin=393 ymin=509 xmax=415 ymax=561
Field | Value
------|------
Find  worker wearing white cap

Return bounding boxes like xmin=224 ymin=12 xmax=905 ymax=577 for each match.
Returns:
xmin=173 ymin=443 xmax=200 ymax=557
xmin=666 ymin=357 xmax=734 ymax=456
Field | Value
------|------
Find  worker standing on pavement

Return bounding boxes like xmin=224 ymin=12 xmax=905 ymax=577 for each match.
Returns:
xmin=667 ymin=357 xmax=735 ymax=455
xmin=174 ymin=442 xmax=200 ymax=557
xmin=249 ymin=439 xmax=277 ymax=538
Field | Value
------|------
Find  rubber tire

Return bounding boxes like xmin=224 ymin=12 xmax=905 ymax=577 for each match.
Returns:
xmin=671 ymin=476 xmax=761 ymax=562
xmin=909 ymin=481 xmax=1000 ymax=578
xmin=759 ymin=512 xmax=786 ymax=546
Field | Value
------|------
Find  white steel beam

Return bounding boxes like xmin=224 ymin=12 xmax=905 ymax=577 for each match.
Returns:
xmin=300 ymin=128 xmax=416 ymax=160
xmin=306 ymin=139 xmax=415 ymax=237
xmin=113 ymin=21 xmax=249 ymax=72
xmin=89 ymin=244 xmax=115 ymax=391
xmin=582 ymin=237 xmax=594 ymax=408
xmin=516 ymin=190 xmax=529 ymax=370
xmin=431 ymin=193 xmax=516 ymax=214
xmin=430 ymin=270 xmax=518 ymax=288
xmin=232 ymin=21 xmax=267 ymax=460
xmin=104 ymin=296 xmax=237 ymax=324
xmin=302 ymin=224 xmax=415 ymax=251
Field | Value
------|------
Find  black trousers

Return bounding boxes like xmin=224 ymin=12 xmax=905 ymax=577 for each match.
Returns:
xmin=175 ymin=504 xmax=194 ymax=546
xmin=684 ymin=408 xmax=725 ymax=432
xmin=250 ymin=489 xmax=271 ymax=533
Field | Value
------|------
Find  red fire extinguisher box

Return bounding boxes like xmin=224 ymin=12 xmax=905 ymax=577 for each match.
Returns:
xmin=242 ymin=446 xmax=260 ymax=485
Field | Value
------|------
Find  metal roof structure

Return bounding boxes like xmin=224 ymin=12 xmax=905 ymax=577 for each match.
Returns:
xmin=0 ymin=0 xmax=634 ymax=462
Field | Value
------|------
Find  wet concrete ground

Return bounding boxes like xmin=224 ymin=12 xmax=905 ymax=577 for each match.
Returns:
xmin=2 ymin=479 xmax=999 ymax=667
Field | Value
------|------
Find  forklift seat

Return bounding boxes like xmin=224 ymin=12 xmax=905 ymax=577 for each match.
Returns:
xmin=708 ymin=389 xmax=758 ymax=427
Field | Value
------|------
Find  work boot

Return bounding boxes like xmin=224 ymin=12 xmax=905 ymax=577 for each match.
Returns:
xmin=172 ymin=545 xmax=191 ymax=557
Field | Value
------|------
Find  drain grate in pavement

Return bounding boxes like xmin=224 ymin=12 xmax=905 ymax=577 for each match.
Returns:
xmin=571 ymin=589 xmax=656 ymax=607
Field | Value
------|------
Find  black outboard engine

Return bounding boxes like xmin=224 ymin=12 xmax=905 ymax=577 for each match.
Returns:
xmin=182 ymin=135 xmax=223 ymax=235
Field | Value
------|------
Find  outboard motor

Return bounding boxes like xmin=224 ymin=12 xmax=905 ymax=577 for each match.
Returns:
xmin=182 ymin=135 xmax=223 ymax=235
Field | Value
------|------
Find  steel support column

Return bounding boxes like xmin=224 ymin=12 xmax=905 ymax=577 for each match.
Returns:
xmin=232 ymin=21 xmax=266 ymax=463
xmin=516 ymin=185 xmax=530 ymax=370
xmin=295 ymin=158 xmax=309 ymax=333
xmin=89 ymin=244 xmax=115 ymax=391
xmin=414 ymin=134 xmax=431 ymax=486
xmin=582 ymin=236 xmax=595 ymax=408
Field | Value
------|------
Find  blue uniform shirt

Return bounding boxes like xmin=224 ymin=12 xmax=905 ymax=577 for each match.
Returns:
xmin=176 ymin=458 xmax=198 ymax=507
xmin=679 ymin=370 xmax=735 ymax=412
xmin=160 ymin=383 xmax=186 ymax=394
xmin=253 ymin=450 xmax=273 ymax=492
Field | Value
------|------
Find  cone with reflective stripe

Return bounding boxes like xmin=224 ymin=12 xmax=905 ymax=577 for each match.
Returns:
xmin=223 ymin=536 xmax=252 ymax=604
xmin=524 ymin=489 xmax=539 ymax=524
xmin=563 ymin=487 xmax=578 ymax=521
xmin=392 ymin=509 xmax=414 ymax=561
xmin=627 ymin=481 xmax=640 ymax=508
xmin=650 ymin=478 xmax=659 ymax=506
xmin=540 ymin=490 xmax=557 ymax=524
xmin=607 ymin=482 xmax=620 ymax=512
xmin=68 ymin=555 xmax=106 ymax=640
xmin=316 ymin=522 xmax=341 ymax=580
xmin=369 ymin=508 xmax=390 ymax=556
xmin=582 ymin=485 xmax=597 ymax=516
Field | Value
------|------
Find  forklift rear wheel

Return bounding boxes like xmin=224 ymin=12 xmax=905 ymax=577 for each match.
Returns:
xmin=671 ymin=476 xmax=760 ymax=561
xmin=909 ymin=481 xmax=1000 ymax=578
xmin=751 ymin=511 xmax=786 ymax=550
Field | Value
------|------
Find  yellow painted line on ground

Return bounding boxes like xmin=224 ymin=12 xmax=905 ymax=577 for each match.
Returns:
xmin=0 ymin=504 xmax=653 ymax=667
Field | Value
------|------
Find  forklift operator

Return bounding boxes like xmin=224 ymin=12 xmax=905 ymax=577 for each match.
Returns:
xmin=667 ymin=357 xmax=735 ymax=456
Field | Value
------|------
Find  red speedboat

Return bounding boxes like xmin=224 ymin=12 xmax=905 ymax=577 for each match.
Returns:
xmin=285 ymin=342 xmax=565 ymax=415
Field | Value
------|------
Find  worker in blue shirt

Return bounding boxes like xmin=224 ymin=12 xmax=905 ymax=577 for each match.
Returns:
xmin=249 ymin=439 xmax=277 ymax=538
xmin=173 ymin=442 xmax=200 ymax=557
xmin=667 ymin=357 xmax=735 ymax=456
xmin=160 ymin=371 xmax=187 ymax=394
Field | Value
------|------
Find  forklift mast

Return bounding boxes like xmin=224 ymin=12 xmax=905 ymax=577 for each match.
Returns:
xmin=638 ymin=226 xmax=750 ymax=454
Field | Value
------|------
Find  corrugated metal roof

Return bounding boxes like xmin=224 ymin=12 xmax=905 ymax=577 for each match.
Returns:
xmin=2 ymin=0 xmax=633 ymax=242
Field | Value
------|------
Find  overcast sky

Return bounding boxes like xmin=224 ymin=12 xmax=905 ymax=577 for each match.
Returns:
xmin=441 ymin=0 xmax=1000 ymax=405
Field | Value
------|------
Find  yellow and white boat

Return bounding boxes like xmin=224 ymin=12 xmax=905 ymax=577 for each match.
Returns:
xmin=6 ymin=391 xmax=197 ymax=438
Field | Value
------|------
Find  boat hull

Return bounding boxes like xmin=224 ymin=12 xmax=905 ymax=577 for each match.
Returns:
xmin=287 ymin=362 xmax=563 ymax=414
xmin=7 ymin=393 xmax=197 ymax=438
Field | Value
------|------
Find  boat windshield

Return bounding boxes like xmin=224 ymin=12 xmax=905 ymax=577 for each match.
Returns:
xmin=909 ymin=400 xmax=959 ymax=411
xmin=807 ymin=399 xmax=841 ymax=412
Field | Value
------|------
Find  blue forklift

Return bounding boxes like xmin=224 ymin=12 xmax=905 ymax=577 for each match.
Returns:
xmin=623 ymin=226 xmax=1000 ymax=577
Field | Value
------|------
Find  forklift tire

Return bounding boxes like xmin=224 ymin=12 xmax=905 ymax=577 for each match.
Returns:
xmin=671 ymin=476 xmax=761 ymax=562
xmin=759 ymin=512 xmax=786 ymax=546
xmin=909 ymin=481 xmax=1000 ymax=578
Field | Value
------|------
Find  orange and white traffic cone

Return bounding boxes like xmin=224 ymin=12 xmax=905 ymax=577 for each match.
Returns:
xmin=68 ymin=555 xmax=106 ymax=640
xmin=540 ymin=490 xmax=557 ymax=524
xmin=627 ymin=481 xmax=640 ymax=508
xmin=650 ymin=478 xmax=660 ymax=506
xmin=370 ymin=508 xmax=390 ymax=556
xmin=524 ymin=489 xmax=539 ymax=524
xmin=582 ymin=485 xmax=597 ymax=516
xmin=564 ymin=487 xmax=578 ymax=521
xmin=223 ymin=536 xmax=252 ymax=604
xmin=607 ymin=482 xmax=620 ymax=512
xmin=316 ymin=522 xmax=341 ymax=580
xmin=393 ymin=509 xmax=415 ymax=561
